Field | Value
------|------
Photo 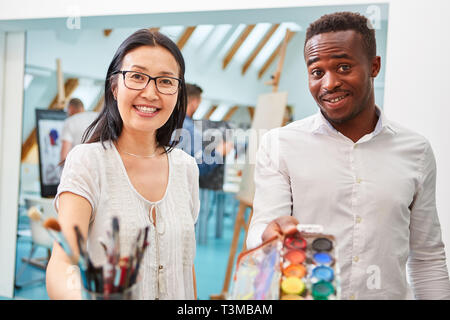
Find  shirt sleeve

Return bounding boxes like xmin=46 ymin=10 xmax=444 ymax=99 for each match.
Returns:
xmin=61 ymin=118 xmax=74 ymax=143
xmin=408 ymin=141 xmax=450 ymax=299
xmin=54 ymin=144 xmax=100 ymax=224
xmin=246 ymin=130 xmax=293 ymax=249
xmin=196 ymin=151 xmax=219 ymax=177
xmin=178 ymin=118 xmax=219 ymax=177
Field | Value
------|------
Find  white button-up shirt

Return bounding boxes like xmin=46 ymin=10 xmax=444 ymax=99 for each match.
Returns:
xmin=247 ymin=107 xmax=450 ymax=300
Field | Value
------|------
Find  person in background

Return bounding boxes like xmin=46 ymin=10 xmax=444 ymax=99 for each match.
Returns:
xmin=46 ymin=29 xmax=199 ymax=300
xmin=246 ymin=12 xmax=450 ymax=299
xmin=178 ymin=83 xmax=232 ymax=176
xmin=66 ymin=97 xmax=84 ymax=117
xmin=186 ymin=83 xmax=203 ymax=121
xmin=60 ymin=98 xmax=98 ymax=162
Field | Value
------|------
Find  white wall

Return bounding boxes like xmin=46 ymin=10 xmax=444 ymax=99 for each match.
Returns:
xmin=0 ymin=32 xmax=4 ymax=162
xmin=382 ymin=0 xmax=450 ymax=271
xmin=0 ymin=0 xmax=390 ymax=20
xmin=0 ymin=32 xmax=25 ymax=298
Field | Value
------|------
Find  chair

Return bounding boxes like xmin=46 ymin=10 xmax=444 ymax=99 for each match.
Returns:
xmin=15 ymin=198 xmax=57 ymax=289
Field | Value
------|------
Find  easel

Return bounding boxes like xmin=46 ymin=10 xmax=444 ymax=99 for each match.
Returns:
xmin=210 ymin=29 xmax=291 ymax=300
xmin=56 ymin=58 xmax=67 ymax=109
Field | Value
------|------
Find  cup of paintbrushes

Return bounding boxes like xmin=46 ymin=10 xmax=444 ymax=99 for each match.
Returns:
xmin=80 ymin=262 xmax=141 ymax=300
xmin=81 ymin=281 xmax=140 ymax=300
xmin=80 ymin=218 xmax=147 ymax=300
xmin=81 ymin=251 xmax=147 ymax=299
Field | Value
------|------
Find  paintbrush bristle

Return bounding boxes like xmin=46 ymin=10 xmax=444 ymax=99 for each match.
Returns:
xmin=112 ymin=217 xmax=119 ymax=232
xmin=27 ymin=207 xmax=42 ymax=221
xmin=43 ymin=217 xmax=61 ymax=232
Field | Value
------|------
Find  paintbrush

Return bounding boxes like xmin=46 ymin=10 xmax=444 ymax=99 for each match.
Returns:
xmin=142 ymin=226 xmax=149 ymax=250
xmin=97 ymin=236 xmax=115 ymax=296
xmin=111 ymin=217 xmax=121 ymax=292
xmin=127 ymin=229 xmax=141 ymax=286
xmin=102 ymin=229 xmax=120 ymax=296
xmin=137 ymin=226 xmax=149 ymax=268
xmin=42 ymin=218 xmax=77 ymax=264
xmin=27 ymin=206 xmax=43 ymax=222
xmin=98 ymin=237 xmax=108 ymax=257
xmin=129 ymin=226 xmax=150 ymax=286
xmin=74 ymin=225 xmax=91 ymax=291
xmin=42 ymin=217 xmax=61 ymax=232
xmin=123 ymin=254 xmax=133 ymax=291
xmin=118 ymin=257 xmax=130 ymax=292
xmin=92 ymin=265 xmax=104 ymax=294
xmin=73 ymin=226 xmax=88 ymax=266
xmin=112 ymin=217 xmax=120 ymax=263
xmin=103 ymin=256 xmax=115 ymax=296
xmin=102 ymin=229 xmax=115 ymax=293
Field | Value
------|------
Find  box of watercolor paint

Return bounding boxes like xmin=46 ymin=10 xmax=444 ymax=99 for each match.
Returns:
xmin=229 ymin=224 xmax=340 ymax=300
xmin=280 ymin=224 xmax=341 ymax=300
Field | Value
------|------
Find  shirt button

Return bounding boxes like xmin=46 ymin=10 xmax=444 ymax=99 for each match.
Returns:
xmin=356 ymin=178 xmax=362 ymax=184
xmin=356 ymin=216 xmax=362 ymax=223
xmin=349 ymin=294 xmax=356 ymax=300
xmin=353 ymin=256 xmax=359 ymax=263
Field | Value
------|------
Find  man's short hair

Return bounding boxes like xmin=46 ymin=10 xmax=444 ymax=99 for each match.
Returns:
xmin=304 ymin=12 xmax=376 ymax=60
xmin=186 ymin=83 xmax=203 ymax=99
xmin=68 ymin=98 xmax=84 ymax=109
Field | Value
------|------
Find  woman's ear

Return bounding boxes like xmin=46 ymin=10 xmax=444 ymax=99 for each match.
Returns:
xmin=112 ymin=86 xmax=117 ymax=100
xmin=110 ymin=76 xmax=118 ymax=100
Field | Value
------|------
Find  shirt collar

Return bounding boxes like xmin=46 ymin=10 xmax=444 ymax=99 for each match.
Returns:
xmin=311 ymin=105 xmax=397 ymax=136
xmin=376 ymin=106 xmax=397 ymax=135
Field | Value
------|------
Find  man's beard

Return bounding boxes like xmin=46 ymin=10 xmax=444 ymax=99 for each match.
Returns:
xmin=319 ymin=83 xmax=373 ymax=125
xmin=320 ymin=101 xmax=366 ymax=125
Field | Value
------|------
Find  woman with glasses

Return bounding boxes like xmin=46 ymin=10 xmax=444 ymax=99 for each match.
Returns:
xmin=46 ymin=29 xmax=200 ymax=300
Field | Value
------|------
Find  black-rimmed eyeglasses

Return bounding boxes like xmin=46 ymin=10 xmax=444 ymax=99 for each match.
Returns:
xmin=113 ymin=70 xmax=182 ymax=95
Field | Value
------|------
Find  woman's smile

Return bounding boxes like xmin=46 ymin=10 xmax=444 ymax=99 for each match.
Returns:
xmin=133 ymin=104 xmax=161 ymax=118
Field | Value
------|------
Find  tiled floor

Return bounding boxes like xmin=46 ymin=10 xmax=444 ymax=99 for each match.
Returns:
xmin=8 ymin=192 xmax=250 ymax=300
xmin=195 ymin=208 xmax=247 ymax=300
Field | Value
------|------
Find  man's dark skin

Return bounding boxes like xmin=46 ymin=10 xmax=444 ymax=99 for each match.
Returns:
xmin=261 ymin=30 xmax=382 ymax=241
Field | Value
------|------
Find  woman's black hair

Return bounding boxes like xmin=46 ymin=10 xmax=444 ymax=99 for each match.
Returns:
xmin=82 ymin=29 xmax=187 ymax=153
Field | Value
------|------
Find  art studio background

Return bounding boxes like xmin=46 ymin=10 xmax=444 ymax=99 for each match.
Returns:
xmin=0 ymin=0 xmax=449 ymax=300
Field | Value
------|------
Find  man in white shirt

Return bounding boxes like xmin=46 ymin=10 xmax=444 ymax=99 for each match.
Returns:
xmin=246 ymin=12 xmax=450 ymax=299
xmin=60 ymin=98 xmax=98 ymax=161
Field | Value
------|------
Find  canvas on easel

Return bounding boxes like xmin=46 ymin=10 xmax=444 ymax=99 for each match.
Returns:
xmin=236 ymin=91 xmax=288 ymax=206
xmin=237 ymin=27 xmax=293 ymax=207
xmin=210 ymin=29 xmax=294 ymax=300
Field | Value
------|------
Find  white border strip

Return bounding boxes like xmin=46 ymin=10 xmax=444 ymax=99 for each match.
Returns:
xmin=0 ymin=31 xmax=25 ymax=298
